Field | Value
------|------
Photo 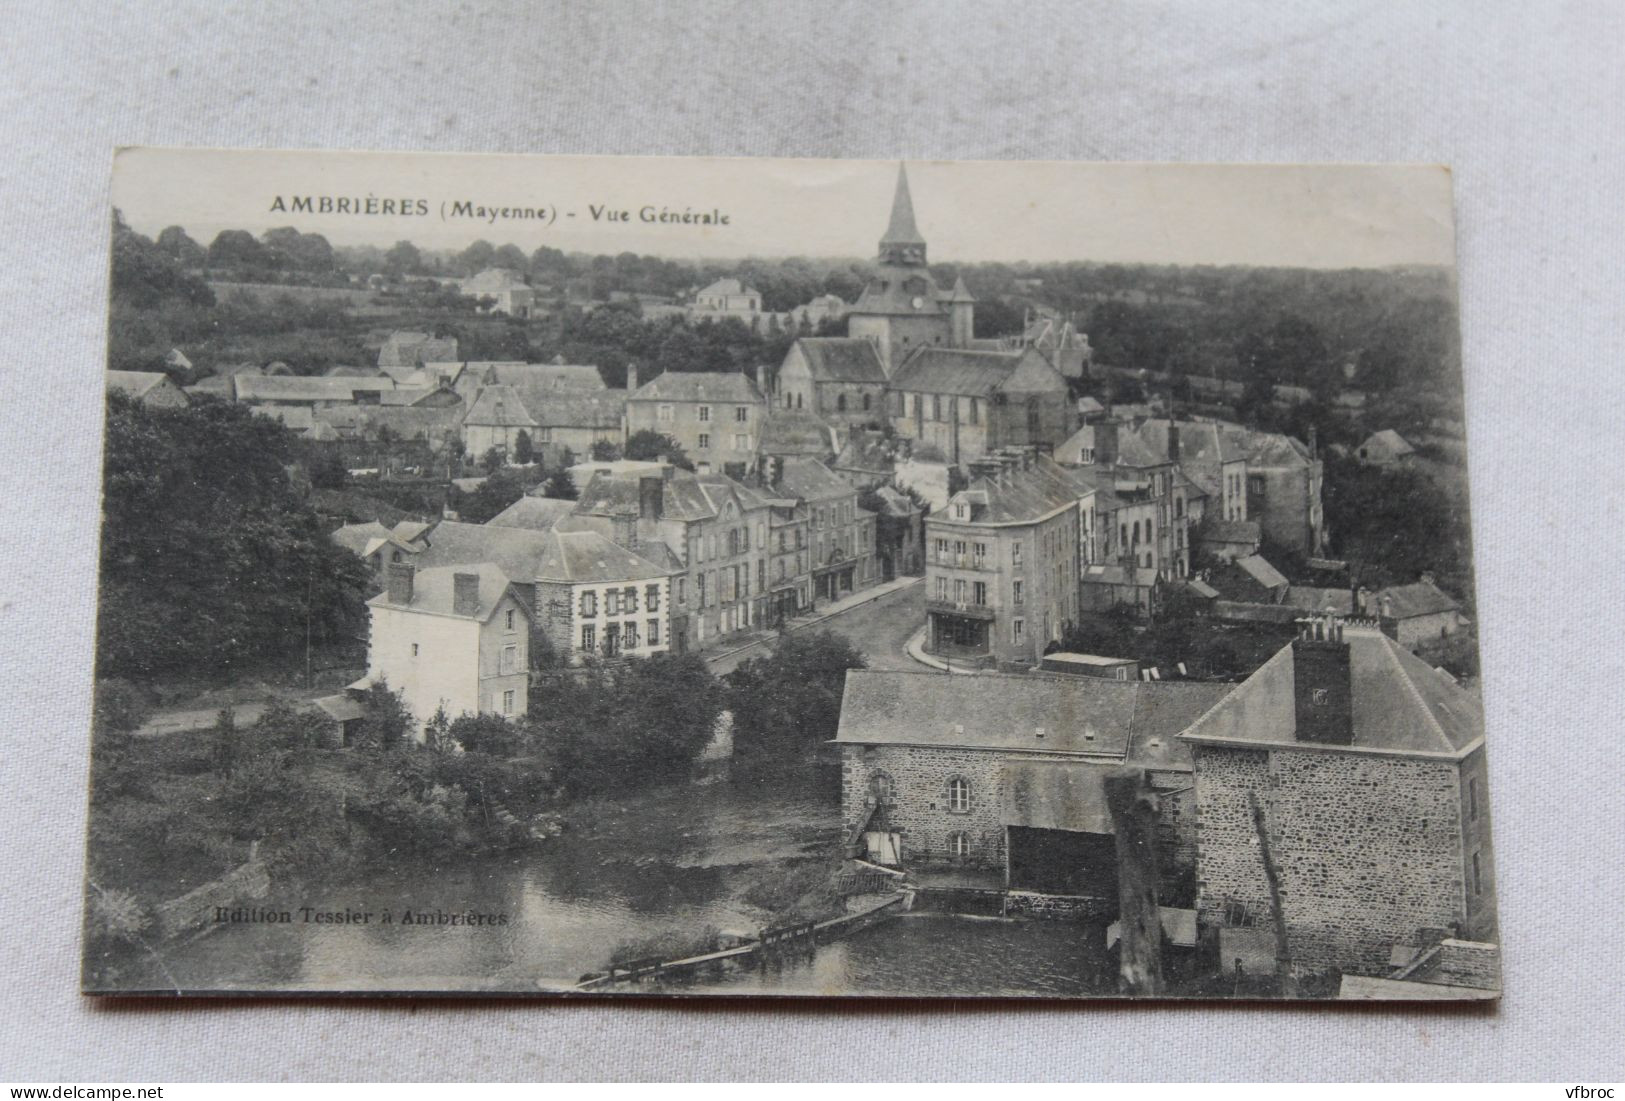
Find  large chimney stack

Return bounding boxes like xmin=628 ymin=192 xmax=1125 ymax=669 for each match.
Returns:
xmin=452 ymin=572 xmax=481 ymax=617
xmin=386 ymin=562 xmax=415 ymax=606
xmin=639 ymin=475 xmax=664 ymax=521
xmin=1167 ymin=419 xmax=1181 ymax=464
xmin=626 ymin=361 xmax=639 ymax=392
xmin=1095 ymin=420 xmax=1120 ymax=467
xmin=1291 ymin=613 xmax=1353 ymax=745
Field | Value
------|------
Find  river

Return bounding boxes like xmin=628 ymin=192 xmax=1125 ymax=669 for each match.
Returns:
xmin=131 ymin=765 xmax=1116 ymax=997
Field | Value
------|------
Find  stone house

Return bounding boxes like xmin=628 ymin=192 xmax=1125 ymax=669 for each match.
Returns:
xmin=330 ymin=519 xmax=431 ymax=592
xmin=774 ymin=337 xmax=890 ymax=432
xmin=774 ymin=456 xmax=879 ymax=605
xmin=367 ymin=562 xmax=532 ymax=737
xmin=462 ymin=383 xmax=537 ymax=461
xmin=1376 ymin=577 xmax=1466 ymax=648
xmin=378 ymin=331 xmax=459 ymax=371
xmin=106 ymin=370 xmax=189 ymax=408
xmin=1357 ymin=428 xmax=1417 ymax=467
xmin=887 ymin=347 xmax=1074 ymax=465
xmin=461 ymin=268 xmax=536 ymax=318
xmin=529 ymin=528 xmax=676 ymax=663
xmin=1237 ymin=428 xmax=1326 ymax=557
xmin=233 ymin=374 xmax=397 ymax=407
xmin=1182 ymin=616 xmax=1494 ymax=980
xmin=568 ymin=466 xmax=774 ymax=651
xmin=688 ymin=277 xmax=763 ymax=320
xmin=624 ymin=367 xmax=767 ymax=477
xmin=925 ymin=451 xmax=1088 ymax=668
xmin=835 ymin=670 xmax=1229 ymax=907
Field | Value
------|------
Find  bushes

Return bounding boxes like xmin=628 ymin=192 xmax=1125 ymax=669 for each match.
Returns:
xmin=725 ymin=631 xmax=866 ymax=759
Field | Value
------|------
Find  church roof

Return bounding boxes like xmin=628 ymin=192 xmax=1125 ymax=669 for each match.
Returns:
xmin=890 ymin=347 xmax=1024 ymax=397
xmin=792 ymin=337 xmax=888 ymax=383
xmin=880 ymin=163 xmax=925 ymax=248
xmin=945 ymin=275 xmax=976 ymax=303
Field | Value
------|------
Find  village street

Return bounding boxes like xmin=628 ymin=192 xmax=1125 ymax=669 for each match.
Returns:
xmin=703 ymin=577 xmax=926 ymax=677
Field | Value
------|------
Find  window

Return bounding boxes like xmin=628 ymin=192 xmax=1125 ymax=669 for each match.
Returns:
xmin=862 ymin=393 xmax=871 ymax=411
xmin=1013 ymin=618 xmax=1025 ymax=643
xmin=932 ymin=395 xmax=942 ymax=421
xmin=972 ymin=581 xmax=987 ymax=605
xmin=647 ymin=618 xmax=659 ymax=646
xmin=949 ymin=831 xmax=970 ymax=859
xmin=1013 ymin=580 xmax=1023 ymax=605
xmin=624 ymin=586 xmax=638 ymax=613
xmin=1469 ymin=778 xmax=1479 ymax=821
xmin=604 ymin=623 xmax=621 ymax=656
xmin=646 ymin=584 xmax=660 ymax=612
xmin=606 ymin=589 xmax=622 ymax=616
xmin=936 ymin=576 xmax=948 ymax=600
xmin=947 ymin=777 xmax=971 ymax=813
xmin=973 ymin=542 xmax=986 ymax=567
xmin=675 ymin=577 xmax=686 ymax=605
xmin=869 ymin=772 xmax=894 ymax=805
xmin=624 ymin=621 xmax=639 ymax=650
xmin=837 ymin=394 xmax=847 ymax=412
xmin=697 ymin=433 xmax=711 ymax=450
xmin=734 ymin=405 xmax=748 ymax=422
xmin=1472 ymin=852 xmax=1483 ymax=895
xmin=955 ymin=578 xmax=967 ymax=602
xmin=411 ymin=643 xmax=419 ymax=657
xmin=579 ymin=591 xmax=596 ymax=617
xmin=502 ymin=690 xmax=515 ymax=715
xmin=707 ymin=534 xmax=717 ymax=559
xmin=732 ymin=433 xmax=748 ymax=450
xmin=505 ymin=609 xmax=516 ymax=631
xmin=1011 ymin=542 xmax=1023 ymax=566
xmin=658 ymin=404 xmax=673 ymax=422
xmin=968 ymin=398 xmax=979 ymax=425
xmin=954 ymin=503 xmax=967 ymax=520
xmin=698 ymin=405 xmax=711 ymax=422
xmin=499 ymin=645 xmax=517 ymax=674
xmin=580 ymin=624 xmax=595 ymax=652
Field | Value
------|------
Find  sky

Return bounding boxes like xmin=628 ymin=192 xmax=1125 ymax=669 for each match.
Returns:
xmin=112 ymin=148 xmax=1457 ymax=269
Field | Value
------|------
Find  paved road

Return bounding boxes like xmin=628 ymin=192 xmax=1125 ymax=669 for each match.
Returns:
xmin=704 ymin=581 xmax=927 ymax=676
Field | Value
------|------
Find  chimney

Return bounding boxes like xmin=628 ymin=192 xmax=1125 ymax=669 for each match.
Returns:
xmin=1292 ymin=614 xmax=1353 ymax=745
xmin=1307 ymin=425 xmax=1319 ymax=458
xmin=452 ymin=572 xmax=481 ymax=617
xmin=756 ymin=363 xmax=769 ymax=397
xmin=639 ymin=475 xmax=664 ymax=520
xmin=626 ymin=361 xmax=639 ymax=392
xmin=1419 ymin=570 xmax=1436 ymax=587
xmin=1167 ymin=420 xmax=1180 ymax=464
xmin=1095 ymin=420 xmax=1119 ymax=466
xmin=386 ymin=562 xmax=415 ymax=606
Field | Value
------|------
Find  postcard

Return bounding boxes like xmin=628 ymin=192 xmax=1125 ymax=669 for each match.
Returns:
xmin=85 ymin=148 xmax=1496 ymax=999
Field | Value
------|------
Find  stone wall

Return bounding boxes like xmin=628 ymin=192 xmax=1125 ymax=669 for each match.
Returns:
xmin=1004 ymin=890 xmax=1114 ymax=920
xmin=152 ymin=853 xmax=271 ymax=940
xmin=1426 ymin=938 xmax=1500 ymax=989
xmin=1192 ymin=743 xmax=1467 ymax=977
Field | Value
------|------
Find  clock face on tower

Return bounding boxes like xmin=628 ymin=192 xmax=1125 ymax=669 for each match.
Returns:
xmin=911 ymin=296 xmax=925 ymax=310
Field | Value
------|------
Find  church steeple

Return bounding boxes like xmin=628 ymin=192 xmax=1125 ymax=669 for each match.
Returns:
xmin=879 ymin=163 xmax=927 ymax=266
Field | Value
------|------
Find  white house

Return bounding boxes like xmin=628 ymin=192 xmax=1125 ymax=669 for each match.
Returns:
xmin=367 ymin=562 xmax=532 ymax=737
xmin=531 ymin=528 xmax=677 ymax=663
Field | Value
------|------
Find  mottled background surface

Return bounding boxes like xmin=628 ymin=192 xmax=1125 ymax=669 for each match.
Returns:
xmin=1 ymin=0 xmax=1620 ymax=1080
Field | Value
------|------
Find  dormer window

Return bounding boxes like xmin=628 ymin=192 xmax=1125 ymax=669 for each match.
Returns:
xmin=954 ymin=503 xmax=967 ymax=520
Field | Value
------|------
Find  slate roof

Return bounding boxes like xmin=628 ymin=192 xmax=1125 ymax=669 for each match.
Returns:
xmin=313 ymin=404 xmax=464 ymax=443
xmin=1283 ymin=586 xmax=1356 ymax=615
xmin=880 ymin=164 xmax=925 ymax=248
xmin=933 ymin=455 xmax=1088 ymax=525
xmin=533 ymin=529 xmax=676 ymax=584
xmin=1379 ymin=580 xmax=1460 ymax=619
xmin=487 ymin=495 xmax=579 ymax=532
xmin=483 ymin=362 xmax=606 ymax=393
xmin=1082 ymin=562 xmax=1160 ymax=588
xmin=331 ymin=521 xmax=393 ymax=556
xmin=412 ymin=521 xmax=552 ymax=581
xmin=532 ymin=393 xmax=627 ymax=430
xmin=235 ymin=375 xmax=396 ymax=403
xmin=1236 ymin=554 xmax=1290 ymax=591
xmin=1201 ymin=519 xmax=1262 ymax=545
xmin=696 ymin=278 xmax=758 ymax=297
xmin=1360 ymin=429 xmax=1416 ymax=460
xmin=628 ymin=370 xmax=763 ymax=404
xmin=1179 ymin=626 xmax=1484 ymax=757
xmin=835 ymin=670 xmax=1229 ymax=765
xmin=1120 ymin=419 xmax=1248 ymax=468
xmin=776 ymin=457 xmax=852 ymax=504
xmin=464 ymin=384 xmax=537 ymax=427
xmin=378 ymin=331 xmax=458 ymax=369
xmin=106 ymin=370 xmax=172 ymax=400
xmin=890 ymin=348 xmax=1023 ymax=397
xmin=462 ymin=268 xmax=530 ymax=293
xmin=1239 ymin=428 xmax=1314 ymax=470
xmin=312 ymin=694 xmax=364 ymax=723
xmin=792 ymin=337 xmax=888 ymax=384
xmin=759 ymin=410 xmax=836 ymax=456
xmin=1000 ymin=762 xmax=1114 ymax=832
xmin=368 ymin=562 xmax=524 ymax=622
xmin=573 ymin=469 xmax=719 ymax=522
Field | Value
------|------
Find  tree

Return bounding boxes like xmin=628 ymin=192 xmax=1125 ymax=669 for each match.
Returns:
xmin=481 ymin=445 xmax=505 ymax=473
xmin=458 ymin=239 xmax=496 ymax=275
xmin=725 ymin=631 xmax=866 ymax=758
xmin=513 ymin=429 xmax=535 ymax=465
xmin=155 ymin=225 xmax=206 ymax=268
xmin=206 ymin=228 xmax=270 ymax=271
xmin=624 ymin=429 xmax=693 ymax=470
xmin=97 ymin=393 xmax=371 ymax=679
xmin=382 ymin=240 xmax=423 ymax=279
xmin=541 ymin=468 xmax=578 ymax=501
xmin=492 ymin=244 xmax=528 ymax=272
xmin=449 ymin=713 xmax=526 ymax=757
xmin=457 ymin=468 xmax=527 ymax=524
xmin=422 ymin=705 xmax=454 ymax=755
xmin=355 ymin=679 xmax=413 ymax=752
xmin=308 ymin=452 xmax=348 ymax=490
xmin=589 ymin=439 xmax=622 ymax=462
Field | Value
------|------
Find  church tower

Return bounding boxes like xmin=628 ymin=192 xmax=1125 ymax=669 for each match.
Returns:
xmin=847 ymin=163 xmax=960 ymax=376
